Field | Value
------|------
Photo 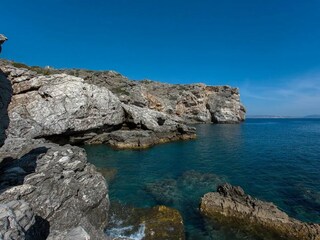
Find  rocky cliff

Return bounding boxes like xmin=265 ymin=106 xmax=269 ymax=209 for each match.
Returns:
xmin=1 ymin=60 xmax=246 ymax=124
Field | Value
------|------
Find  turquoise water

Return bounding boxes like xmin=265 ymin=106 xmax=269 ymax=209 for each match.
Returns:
xmin=84 ymin=119 xmax=320 ymax=239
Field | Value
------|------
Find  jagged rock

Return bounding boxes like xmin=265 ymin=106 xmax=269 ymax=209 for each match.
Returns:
xmin=1 ymin=65 xmax=125 ymax=139
xmin=0 ymin=200 xmax=35 ymax=240
xmin=0 ymin=139 xmax=109 ymax=240
xmin=200 ymin=183 xmax=320 ymax=240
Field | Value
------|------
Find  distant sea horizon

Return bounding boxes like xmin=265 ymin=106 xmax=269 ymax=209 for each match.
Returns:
xmin=247 ymin=114 xmax=320 ymax=119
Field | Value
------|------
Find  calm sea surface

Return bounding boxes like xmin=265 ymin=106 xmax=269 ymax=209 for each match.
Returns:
xmin=84 ymin=119 xmax=320 ymax=239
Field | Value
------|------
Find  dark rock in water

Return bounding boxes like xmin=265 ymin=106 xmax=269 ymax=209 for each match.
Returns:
xmin=180 ymin=170 xmax=226 ymax=192
xmin=0 ymin=138 xmax=109 ymax=239
xmin=145 ymin=170 xmax=226 ymax=207
xmin=200 ymin=183 xmax=320 ymax=240
xmin=145 ymin=179 xmax=180 ymax=205
xmin=107 ymin=202 xmax=185 ymax=240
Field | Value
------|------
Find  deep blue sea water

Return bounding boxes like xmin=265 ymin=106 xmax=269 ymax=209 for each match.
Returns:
xmin=84 ymin=119 xmax=320 ymax=239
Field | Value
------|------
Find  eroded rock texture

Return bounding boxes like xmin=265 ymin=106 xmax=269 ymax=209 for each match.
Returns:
xmin=200 ymin=183 xmax=320 ymax=240
xmin=0 ymin=139 xmax=109 ymax=239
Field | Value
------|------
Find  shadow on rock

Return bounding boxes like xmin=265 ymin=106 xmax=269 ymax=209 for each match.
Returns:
xmin=26 ymin=215 xmax=50 ymax=240
xmin=0 ymin=147 xmax=48 ymax=193
xmin=0 ymin=69 xmax=13 ymax=147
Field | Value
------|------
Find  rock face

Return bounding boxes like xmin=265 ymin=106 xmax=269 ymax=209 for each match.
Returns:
xmin=0 ymin=139 xmax=109 ymax=239
xmin=200 ymin=183 xmax=320 ymax=240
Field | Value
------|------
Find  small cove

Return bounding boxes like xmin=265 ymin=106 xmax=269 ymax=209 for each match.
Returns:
xmin=84 ymin=119 xmax=320 ymax=239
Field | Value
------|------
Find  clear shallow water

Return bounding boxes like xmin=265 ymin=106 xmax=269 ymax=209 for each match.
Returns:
xmin=84 ymin=119 xmax=320 ymax=239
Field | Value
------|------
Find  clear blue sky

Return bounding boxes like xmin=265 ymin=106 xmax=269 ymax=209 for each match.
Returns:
xmin=1 ymin=0 xmax=320 ymax=116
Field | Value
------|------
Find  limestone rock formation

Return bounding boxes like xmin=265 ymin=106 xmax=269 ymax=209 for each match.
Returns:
xmin=0 ymin=139 xmax=109 ymax=239
xmin=200 ymin=183 xmax=320 ymax=240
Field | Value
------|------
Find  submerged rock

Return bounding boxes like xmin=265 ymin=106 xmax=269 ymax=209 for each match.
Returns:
xmin=0 ymin=138 xmax=109 ymax=239
xmin=145 ymin=170 xmax=226 ymax=206
xmin=200 ymin=183 xmax=320 ymax=240
xmin=107 ymin=202 xmax=185 ymax=240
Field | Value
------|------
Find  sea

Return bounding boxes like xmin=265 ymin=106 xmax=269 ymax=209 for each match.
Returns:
xmin=84 ymin=118 xmax=320 ymax=239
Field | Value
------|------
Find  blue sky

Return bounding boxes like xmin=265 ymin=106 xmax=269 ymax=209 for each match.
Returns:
xmin=1 ymin=0 xmax=320 ymax=116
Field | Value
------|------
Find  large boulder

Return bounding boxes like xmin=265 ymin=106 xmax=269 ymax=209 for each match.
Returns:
xmin=200 ymin=183 xmax=320 ymax=240
xmin=1 ymin=65 xmax=125 ymax=139
xmin=0 ymin=138 xmax=109 ymax=239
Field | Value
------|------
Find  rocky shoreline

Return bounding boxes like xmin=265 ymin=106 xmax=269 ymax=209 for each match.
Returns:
xmin=0 ymin=55 xmax=246 ymax=239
